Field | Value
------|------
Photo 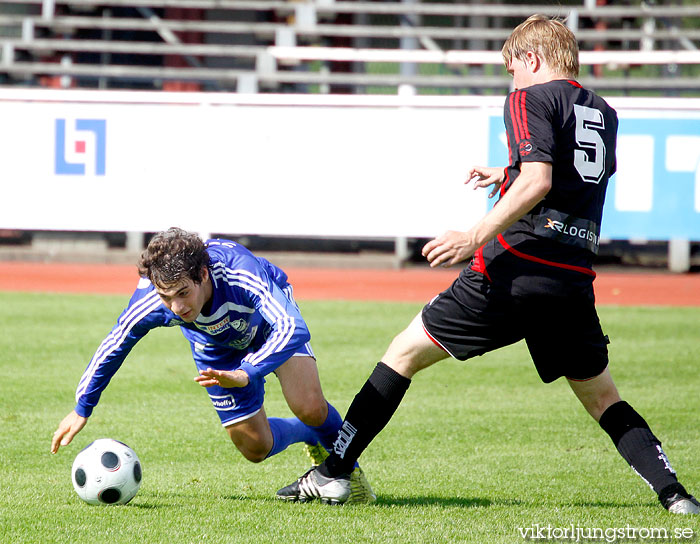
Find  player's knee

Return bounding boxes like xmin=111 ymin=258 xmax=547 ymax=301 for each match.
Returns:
xmin=383 ymin=330 xmax=416 ymax=365
xmin=383 ymin=327 xmax=445 ymax=378
xmin=227 ymin=429 xmax=272 ymax=463
xmin=241 ymin=451 xmax=267 ymax=464
xmin=293 ymin=397 xmax=328 ymax=427
xmin=233 ymin=441 xmax=270 ymax=463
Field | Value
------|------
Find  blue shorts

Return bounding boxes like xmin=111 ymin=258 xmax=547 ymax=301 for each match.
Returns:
xmin=191 ymin=341 xmax=314 ymax=427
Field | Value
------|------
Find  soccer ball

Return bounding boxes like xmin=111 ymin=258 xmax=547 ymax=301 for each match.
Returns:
xmin=71 ymin=438 xmax=142 ymax=505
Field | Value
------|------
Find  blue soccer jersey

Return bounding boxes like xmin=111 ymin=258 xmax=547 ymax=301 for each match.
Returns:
xmin=74 ymin=239 xmax=311 ymax=419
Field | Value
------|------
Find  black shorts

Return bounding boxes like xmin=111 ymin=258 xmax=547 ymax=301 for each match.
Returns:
xmin=421 ymin=269 xmax=609 ymax=383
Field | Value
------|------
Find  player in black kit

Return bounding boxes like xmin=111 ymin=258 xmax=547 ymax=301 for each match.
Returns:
xmin=277 ymin=15 xmax=698 ymax=514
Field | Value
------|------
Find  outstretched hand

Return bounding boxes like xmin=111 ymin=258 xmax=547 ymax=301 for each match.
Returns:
xmin=195 ymin=368 xmax=250 ymax=388
xmin=467 ymin=165 xmax=506 ymax=198
xmin=51 ymin=410 xmax=88 ymax=454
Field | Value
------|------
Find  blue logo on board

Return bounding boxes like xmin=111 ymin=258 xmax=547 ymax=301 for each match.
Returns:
xmin=55 ymin=118 xmax=106 ymax=175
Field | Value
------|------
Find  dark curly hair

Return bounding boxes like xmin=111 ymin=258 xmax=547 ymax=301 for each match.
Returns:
xmin=137 ymin=227 xmax=209 ymax=287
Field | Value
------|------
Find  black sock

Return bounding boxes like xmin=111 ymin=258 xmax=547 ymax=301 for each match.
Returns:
xmin=319 ymin=362 xmax=411 ymax=477
xmin=599 ymin=401 xmax=679 ymax=496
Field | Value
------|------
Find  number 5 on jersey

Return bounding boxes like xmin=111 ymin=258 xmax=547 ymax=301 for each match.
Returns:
xmin=573 ymin=104 xmax=607 ymax=184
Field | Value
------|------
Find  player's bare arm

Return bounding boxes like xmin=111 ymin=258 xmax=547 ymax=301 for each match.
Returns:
xmin=422 ymin=161 xmax=552 ymax=268
xmin=51 ymin=410 xmax=88 ymax=454
xmin=195 ymin=367 xmax=250 ymax=388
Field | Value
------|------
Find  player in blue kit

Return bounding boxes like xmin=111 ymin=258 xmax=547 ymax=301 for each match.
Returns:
xmin=50 ymin=227 xmax=375 ymax=503
xmin=278 ymin=15 xmax=699 ymax=513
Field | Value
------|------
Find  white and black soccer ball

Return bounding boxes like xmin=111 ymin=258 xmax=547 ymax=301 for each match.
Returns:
xmin=71 ymin=438 xmax=142 ymax=505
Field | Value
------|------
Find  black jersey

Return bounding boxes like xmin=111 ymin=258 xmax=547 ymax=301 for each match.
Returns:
xmin=471 ymin=79 xmax=618 ymax=292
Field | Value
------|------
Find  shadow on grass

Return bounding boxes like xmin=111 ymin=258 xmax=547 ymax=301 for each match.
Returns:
xmin=568 ymin=500 xmax=657 ymax=509
xmin=374 ymin=495 xmax=533 ymax=509
xmin=376 ymin=496 xmax=494 ymax=508
xmin=131 ymin=502 xmax=165 ymax=510
xmin=129 ymin=490 xmax=256 ymax=509
xmin=130 ymin=488 xmax=651 ymax=511
xmin=225 ymin=494 xmax=526 ymax=509
xmin=213 ymin=494 xmax=498 ymax=509
xmin=130 ymin=496 xmax=660 ymax=513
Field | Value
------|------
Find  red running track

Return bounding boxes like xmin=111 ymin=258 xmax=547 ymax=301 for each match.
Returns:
xmin=0 ymin=262 xmax=698 ymax=306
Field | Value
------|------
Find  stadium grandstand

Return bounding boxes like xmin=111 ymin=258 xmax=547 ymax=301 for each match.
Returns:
xmin=1 ymin=0 xmax=699 ymax=95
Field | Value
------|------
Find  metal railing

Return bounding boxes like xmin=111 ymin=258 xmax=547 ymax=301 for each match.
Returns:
xmin=1 ymin=1 xmax=698 ymax=94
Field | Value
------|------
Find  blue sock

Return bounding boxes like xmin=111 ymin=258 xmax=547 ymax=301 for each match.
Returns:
xmin=266 ymin=417 xmax=318 ymax=459
xmin=306 ymin=402 xmax=343 ymax=452
xmin=306 ymin=402 xmax=359 ymax=469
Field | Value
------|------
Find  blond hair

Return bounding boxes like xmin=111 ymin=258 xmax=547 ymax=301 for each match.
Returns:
xmin=502 ymin=14 xmax=579 ymax=78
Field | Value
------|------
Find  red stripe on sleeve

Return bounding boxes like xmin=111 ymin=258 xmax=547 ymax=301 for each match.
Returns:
xmin=519 ymin=90 xmax=530 ymax=138
xmin=516 ymin=91 xmax=526 ymax=140
xmin=514 ymin=91 xmax=523 ymax=139
xmin=509 ymin=92 xmax=522 ymax=141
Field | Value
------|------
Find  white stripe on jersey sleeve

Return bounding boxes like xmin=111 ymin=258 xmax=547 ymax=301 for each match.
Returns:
xmin=75 ymin=291 xmax=162 ymax=401
xmin=86 ymin=290 xmax=161 ymax=369
xmin=210 ymin=264 xmax=295 ymax=368
xmin=206 ymin=240 xmax=238 ymax=249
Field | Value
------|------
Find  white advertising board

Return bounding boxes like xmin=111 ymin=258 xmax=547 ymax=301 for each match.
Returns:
xmin=0 ymin=91 xmax=496 ymax=238
xmin=2 ymin=90 xmax=699 ymax=241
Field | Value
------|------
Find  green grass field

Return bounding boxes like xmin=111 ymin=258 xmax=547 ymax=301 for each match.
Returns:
xmin=1 ymin=291 xmax=698 ymax=543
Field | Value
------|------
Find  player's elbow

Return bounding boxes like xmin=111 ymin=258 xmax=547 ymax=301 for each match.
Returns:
xmin=531 ymin=167 xmax=552 ymax=198
xmin=534 ymin=178 xmax=552 ymax=201
xmin=521 ymin=161 xmax=552 ymax=200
